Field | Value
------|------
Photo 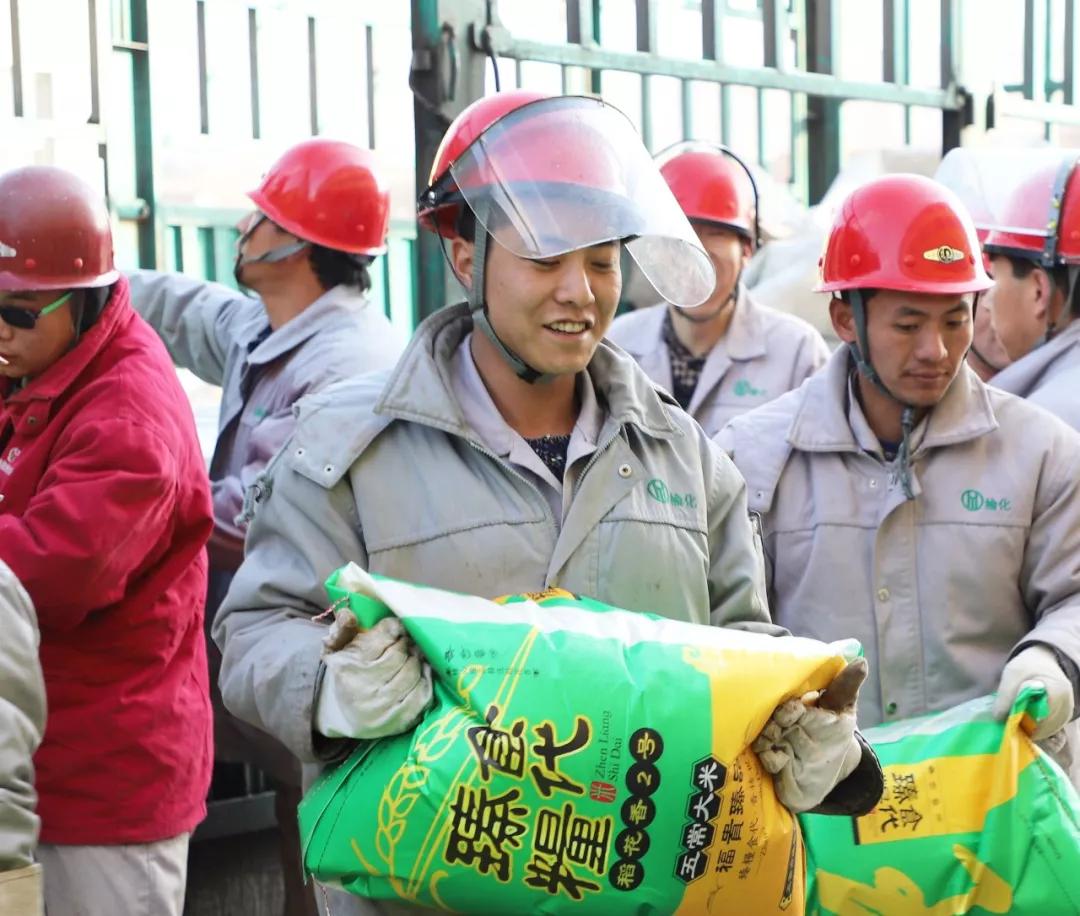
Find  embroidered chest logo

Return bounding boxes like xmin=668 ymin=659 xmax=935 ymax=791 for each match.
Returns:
xmin=0 ymin=447 xmax=20 ymax=476
xmin=961 ymin=489 xmax=1011 ymax=512
xmin=733 ymin=379 xmax=766 ymax=398
xmin=646 ymin=478 xmax=697 ymax=509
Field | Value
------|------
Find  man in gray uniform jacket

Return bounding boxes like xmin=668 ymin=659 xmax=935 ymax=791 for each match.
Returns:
xmin=130 ymin=138 xmax=406 ymax=914
xmin=0 ymin=562 xmax=45 ymax=915
xmin=608 ymin=144 xmax=828 ymax=435
xmin=980 ymin=151 xmax=1080 ymax=431
xmin=216 ymin=91 xmax=882 ymax=915
xmin=721 ymin=175 xmax=1080 ymax=775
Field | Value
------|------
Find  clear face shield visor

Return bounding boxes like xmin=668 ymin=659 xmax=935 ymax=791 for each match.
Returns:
xmin=447 ymin=96 xmax=715 ymax=308
xmin=935 ymin=147 xmax=1080 ymax=265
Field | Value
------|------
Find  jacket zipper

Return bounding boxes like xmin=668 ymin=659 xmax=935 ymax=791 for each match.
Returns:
xmin=468 ymin=429 xmax=623 ymax=589
xmin=464 ymin=438 xmax=559 ymax=533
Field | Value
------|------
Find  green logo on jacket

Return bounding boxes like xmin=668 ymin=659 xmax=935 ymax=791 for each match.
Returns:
xmin=961 ymin=489 xmax=1011 ymax=512
xmin=647 ymin=478 xmax=697 ymax=509
xmin=733 ymin=379 xmax=766 ymax=397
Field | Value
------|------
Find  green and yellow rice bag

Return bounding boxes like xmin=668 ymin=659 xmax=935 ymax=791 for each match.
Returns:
xmin=801 ymin=688 xmax=1080 ymax=915
xmin=300 ymin=563 xmax=860 ymax=914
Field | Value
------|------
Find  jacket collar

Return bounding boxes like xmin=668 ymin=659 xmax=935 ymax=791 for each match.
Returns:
xmin=787 ymin=345 xmax=999 ymax=454
xmin=375 ymin=303 xmax=682 ymax=444
xmin=724 ymin=286 xmax=769 ymax=361
xmin=245 ymin=285 xmax=370 ymax=366
xmin=991 ymin=318 xmax=1080 ymax=396
xmin=615 ymin=285 xmax=766 ymax=363
xmin=451 ymin=332 xmax=605 ymax=459
xmin=614 ymin=301 xmax=667 ymax=358
xmin=3 ymin=276 xmax=134 ymax=407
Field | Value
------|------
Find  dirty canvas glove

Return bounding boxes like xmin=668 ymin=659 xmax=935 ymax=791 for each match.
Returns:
xmin=752 ymin=658 xmax=867 ymax=813
xmin=992 ymin=645 xmax=1075 ymax=741
xmin=315 ymin=614 xmax=433 ymax=741
xmin=0 ymin=863 xmax=43 ymax=916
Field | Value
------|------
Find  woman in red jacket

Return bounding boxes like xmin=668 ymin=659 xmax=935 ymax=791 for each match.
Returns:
xmin=0 ymin=165 xmax=213 ymax=916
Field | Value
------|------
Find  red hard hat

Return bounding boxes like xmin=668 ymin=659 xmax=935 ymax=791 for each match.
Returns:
xmin=658 ymin=147 xmax=755 ymax=239
xmin=816 ymin=174 xmax=992 ymax=295
xmin=983 ymin=159 xmax=1080 ymax=265
xmin=248 ymin=139 xmax=390 ymax=256
xmin=417 ymin=89 xmax=549 ymax=236
xmin=417 ymin=92 xmax=715 ymax=306
xmin=0 ymin=166 xmax=117 ymax=291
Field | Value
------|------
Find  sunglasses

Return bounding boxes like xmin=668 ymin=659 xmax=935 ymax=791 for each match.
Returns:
xmin=0 ymin=291 xmax=73 ymax=330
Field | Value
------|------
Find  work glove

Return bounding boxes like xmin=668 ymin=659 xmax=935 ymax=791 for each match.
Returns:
xmin=0 ymin=863 xmax=42 ymax=916
xmin=752 ymin=658 xmax=867 ymax=813
xmin=992 ymin=645 xmax=1075 ymax=741
xmin=314 ymin=613 xmax=433 ymax=741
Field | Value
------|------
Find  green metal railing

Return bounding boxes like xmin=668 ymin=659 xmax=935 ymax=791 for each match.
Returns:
xmin=991 ymin=0 xmax=1080 ymax=141
xmin=4 ymin=0 xmax=418 ymax=335
xmin=406 ymin=0 xmax=980 ymax=317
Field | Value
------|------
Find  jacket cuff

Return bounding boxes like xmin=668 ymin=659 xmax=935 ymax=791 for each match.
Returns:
xmin=808 ymin=731 xmax=884 ymax=817
xmin=310 ymin=659 xmax=357 ymax=764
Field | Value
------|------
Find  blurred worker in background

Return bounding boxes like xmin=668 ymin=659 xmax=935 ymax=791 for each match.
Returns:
xmin=607 ymin=143 xmax=828 ymax=434
xmin=129 ymin=138 xmax=406 ymax=916
xmin=980 ymin=151 xmax=1080 ymax=430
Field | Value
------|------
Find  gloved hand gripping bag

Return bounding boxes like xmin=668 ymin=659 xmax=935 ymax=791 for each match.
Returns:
xmin=300 ymin=563 xmax=860 ymax=914
xmin=800 ymin=687 xmax=1080 ymax=915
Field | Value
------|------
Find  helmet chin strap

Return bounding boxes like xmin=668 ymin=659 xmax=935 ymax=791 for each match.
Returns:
xmin=848 ymin=289 xmax=917 ymax=500
xmin=466 ymin=204 xmax=556 ymax=385
xmin=674 ymin=266 xmax=742 ymax=325
xmin=1038 ymin=264 xmax=1080 ymax=346
xmin=69 ymin=292 xmax=86 ymax=349
xmin=966 ymin=291 xmax=1009 ymax=374
xmin=232 ymin=214 xmax=310 ymax=287
xmin=968 ymin=342 xmax=1009 ymax=374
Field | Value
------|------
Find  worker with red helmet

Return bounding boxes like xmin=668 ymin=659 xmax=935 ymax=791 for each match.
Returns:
xmin=608 ymin=144 xmax=828 ymax=434
xmin=128 ymin=138 xmax=406 ymax=915
xmin=132 ymin=138 xmax=404 ymax=583
xmin=978 ymin=150 xmax=1080 ymax=430
xmin=214 ymin=92 xmax=881 ymax=914
xmin=721 ymin=174 xmax=1080 ymax=768
xmin=0 ymin=165 xmax=213 ymax=913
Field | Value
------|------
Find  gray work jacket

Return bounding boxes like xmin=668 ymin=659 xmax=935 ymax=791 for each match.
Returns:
xmin=128 ymin=270 xmax=407 ymax=610
xmin=606 ymin=286 xmax=829 ymax=436
xmin=0 ymin=562 xmax=44 ymax=872
xmin=719 ymin=347 xmax=1080 ymax=727
xmin=991 ymin=319 xmax=1080 ymax=432
xmin=214 ymin=303 xmax=776 ymax=765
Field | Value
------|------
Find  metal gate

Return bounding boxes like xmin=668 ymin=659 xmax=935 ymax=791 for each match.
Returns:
xmin=409 ymin=0 xmax=1080 ymax=319
xmin=3 ymin=0 xmax=1080 ymax=327
xmin=2 ymin=0 xmax=419 ymax=337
